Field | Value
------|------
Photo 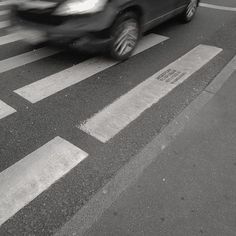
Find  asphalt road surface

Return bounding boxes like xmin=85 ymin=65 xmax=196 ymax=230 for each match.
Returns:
xmin=0 ymin=0 xmax=236 ymax=235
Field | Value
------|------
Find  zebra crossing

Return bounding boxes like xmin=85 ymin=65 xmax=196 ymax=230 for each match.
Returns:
xmin=0 ymin=3 xmax=223 ymax=230
xmin=14 ymin=34 xmax=168 ymax=103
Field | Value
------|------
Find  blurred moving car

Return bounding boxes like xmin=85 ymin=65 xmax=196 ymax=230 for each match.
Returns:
xmin=11 ymin=0 xmax=199 ymax=60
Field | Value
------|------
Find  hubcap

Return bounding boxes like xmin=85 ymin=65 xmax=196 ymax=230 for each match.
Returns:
xmin=114 ymin=21 xmax=138 ymax=56
xmin=187 ymin=0 xmax=197 ymax=19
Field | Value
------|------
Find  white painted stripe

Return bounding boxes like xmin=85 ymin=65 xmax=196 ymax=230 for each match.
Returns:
xmin=0 ymin=136 xmax=88 ymax=226
xmin=0 ymin=20 xmax=9 ymax=29
xmin=14 ymin=34 xmax=168 ymax=103
xmin=0 ymin=32 xmax=24 ymax=45
xmin=0 ymin=2 xmax=9 ymax=7
xmin=21 ymin=0 xmax=57 ymax=10
xmin=0 ymin=0 xmax=17 ymax=7
xmin=133 ymin=34 xmax=167 ymax=55
xmin=0 ymin=47 xmax=60 ymax=74
xmin=79 ymin=44 xmax=222 ymax=143
xmin=199 ymin=3 xmax=236 ymax=12
xmin=0 ymin=10 xmax=9 ymax=16
xmin=0 ymin=99 xmax=16 ymax=119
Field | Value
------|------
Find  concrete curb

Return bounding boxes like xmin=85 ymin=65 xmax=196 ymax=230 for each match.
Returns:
xmin=206 ymin=55 xmax=236 ymax=93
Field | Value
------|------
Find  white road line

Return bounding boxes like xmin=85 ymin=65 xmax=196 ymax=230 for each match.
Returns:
xmin=14 ymin=34 xmax=168 ymax=103
xmin=0 ymin=0 xmax=16 ymax=7
xmin=79 ymin=44 xmax=222 ymax=143
xmin=0 ymin=47 xmax=60 ymax=74
xmin=199 ymin=3 xmax=236 ymax=12
xmin=0 ymin=10 xmax=9 ymax=16
xmin=0 ymin=32 xmax=24 ymax=45
xmin=0 ymin=99 xmax=16 ymax=119
xmin=0 ymin=136 xmax=88 ymax=226
xmin=0 ymin=0 xmax=29 ymax=6
xmin=0 ymin=20 xmax=10 ymax=29
xmin=0 ymin=2 xmax=9 ymax=7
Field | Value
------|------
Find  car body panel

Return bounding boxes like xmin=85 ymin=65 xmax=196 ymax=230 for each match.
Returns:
xmin=10 ymin=0 xmax=196 ymax=48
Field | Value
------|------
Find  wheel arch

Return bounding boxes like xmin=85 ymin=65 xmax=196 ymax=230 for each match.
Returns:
xmin=114 ymin=4 xmax=144 ymax=26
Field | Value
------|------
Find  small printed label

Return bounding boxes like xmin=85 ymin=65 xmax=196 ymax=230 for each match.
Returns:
xmin=156 ymin=68 xmax=186 ymax=84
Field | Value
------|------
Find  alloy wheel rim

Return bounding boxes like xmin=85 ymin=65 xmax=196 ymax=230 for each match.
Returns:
xmin=114 ymin=21 xmax=138 ymax=56
xmin=187 ymin=0 xmax=197 ymax=19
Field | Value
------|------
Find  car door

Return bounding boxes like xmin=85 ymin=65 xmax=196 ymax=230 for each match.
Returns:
xmin=147 ymin=0 xmax=176 ymax=21
xmin=174 ymin=0 xmax=189 ymax=9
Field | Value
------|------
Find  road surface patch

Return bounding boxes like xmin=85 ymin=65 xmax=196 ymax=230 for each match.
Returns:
xmin=0 ymin=136 xmax=88 ymax=226
xmin=79 ymin=44 xmax=222 ymax=143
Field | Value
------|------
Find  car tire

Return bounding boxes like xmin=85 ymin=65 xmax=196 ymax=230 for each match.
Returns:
xmin=109 ymin=12 xmax=140 ymax=61
xmin=181 ymin=0 xmax=198 ymax=23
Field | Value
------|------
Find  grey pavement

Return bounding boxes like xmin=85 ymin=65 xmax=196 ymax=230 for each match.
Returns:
xmin=85 ymin=66 xmax=236 ymax=235
xmin=1 ymin=0 xmax=236 ymax=234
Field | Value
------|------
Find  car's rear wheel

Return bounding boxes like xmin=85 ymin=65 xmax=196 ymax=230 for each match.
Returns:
xmin=182 ymin=0 xmax=198 ymax=22
xmin=109 ymin=12 xmax=140 ymax=61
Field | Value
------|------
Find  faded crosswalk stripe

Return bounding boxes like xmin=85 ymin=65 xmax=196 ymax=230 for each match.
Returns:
xmin=0 ymin=99 xmax=16 ymax=119
xmin=79 ymin=44 xmax=222 ymax=143
xmin=14 ymin=34 xmax=168 ymax=103
xmin=0 ymin=136 xmax=88 ymax=226
xmin=0 ymin=47 xmax=60 ymax=74
xmin=0 ymin=0 xmax=16 ymax=7
xmin=0 ymin=2 xmax=9 ymax=7
xmin=0 ymin=32 xmax=24 ymax=45
xmin=0 ymin=10 xmax=9 ymax=16
xmin=199 ymin=3 xmax=236 ymax=12
xmin=0 ymin=20 xmax=10 ymax=29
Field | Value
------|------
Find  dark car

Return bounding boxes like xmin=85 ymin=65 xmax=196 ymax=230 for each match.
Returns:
xmin=11 ymin=0 xmax=199 ymax=60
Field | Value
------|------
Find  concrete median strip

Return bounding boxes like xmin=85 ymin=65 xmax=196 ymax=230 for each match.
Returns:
xmin=0 ymin=136 xmax=88 ymax=226
xmin=79 ymin=44 xmax=222 ymax=143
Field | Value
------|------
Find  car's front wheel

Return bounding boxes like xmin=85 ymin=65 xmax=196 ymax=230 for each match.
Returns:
xmin=109 ymin=12 xmax=140 ymax=61
xmin=182 ymin=0 xmax=198 ymax=22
